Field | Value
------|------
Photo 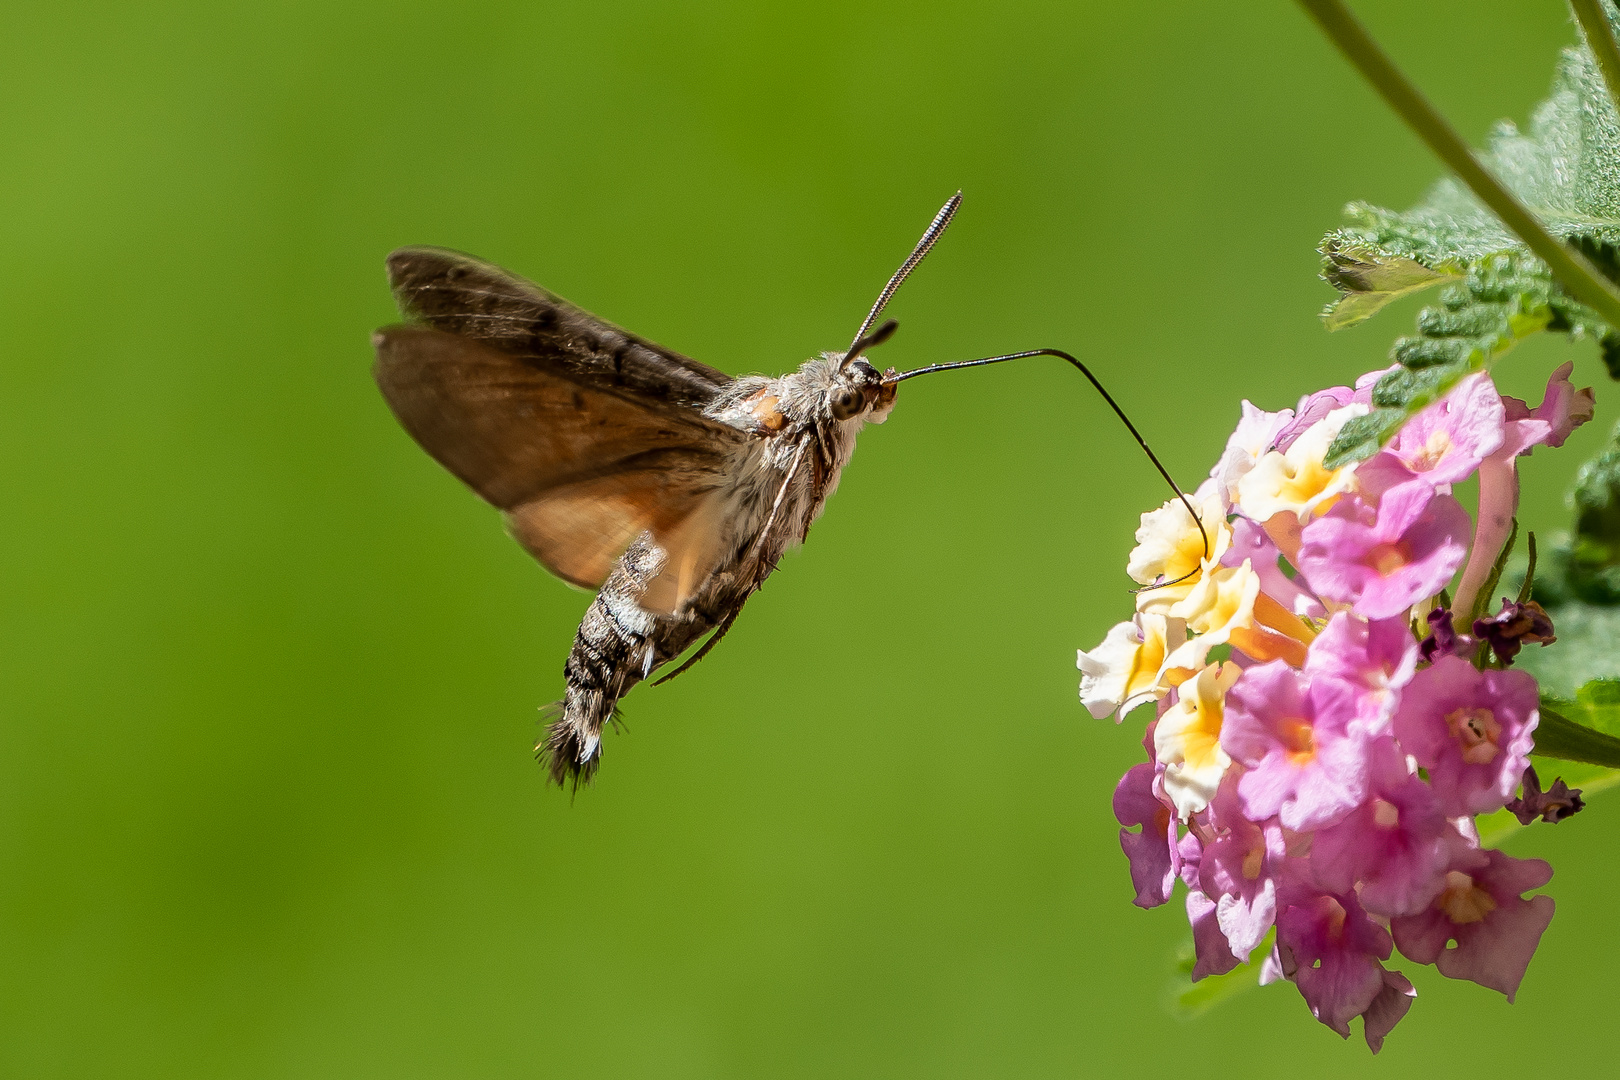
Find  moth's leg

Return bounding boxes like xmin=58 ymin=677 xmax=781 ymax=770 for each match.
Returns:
xmin=652 ymin=604 xmax=744 ymax=686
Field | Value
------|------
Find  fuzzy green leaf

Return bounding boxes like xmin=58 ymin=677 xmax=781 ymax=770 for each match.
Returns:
xmin=1319 ymin=16 xmax=1620 ymax=466
xmin=1319 ymin=248 xmax=1460 ymax=329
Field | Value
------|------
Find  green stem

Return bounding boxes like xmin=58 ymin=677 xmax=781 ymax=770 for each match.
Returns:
xmin=1517 ymin=531 xmax=1538 ymax=605
xmin=1296 ymin=0 xmax=1620 ymax=332
xmin=1571 ymin=1 xmax=1620 ymax=123
xmin=1534 ymin=704 xmax=1620 ymax=769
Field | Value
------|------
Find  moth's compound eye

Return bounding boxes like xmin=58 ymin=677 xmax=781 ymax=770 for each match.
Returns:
xmin=830 ymin=387 xmax=863 ymax=421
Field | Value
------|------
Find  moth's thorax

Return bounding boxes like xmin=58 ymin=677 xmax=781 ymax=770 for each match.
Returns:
xmin=683 ymin=350 xmax=899 ymax=596
xmin=706 ymin=352 xmax=897 ymax=444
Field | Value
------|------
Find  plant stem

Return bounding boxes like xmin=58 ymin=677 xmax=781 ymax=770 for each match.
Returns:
xmin=1296 ymin=0 xmax=1620 ymax=332
xmin=1518 ymin=531 xmax=1539 ymax=605
xmin=1571 ymin=1 xmax=1620 ymax=123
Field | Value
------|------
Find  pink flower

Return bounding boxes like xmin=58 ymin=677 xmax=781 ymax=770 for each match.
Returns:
xmin=1356 ymin=372 xmax=1505 ymax=494
xmin=1303 ymin=613 xmax=1417 ymax=729
xmin=1453 ymin=363 xmax=1594 ymax=614
xmin=1221 ymin=661 xmax=1371 ymax=831
xmin=1297 ymin=482 xmax=1470 ymax=620
xmin=1197 ymin=778 xmax=1286 ymax=961
xmin=1095 ymin=367 xmax=1584 ymax=1034
xmin=1503 ymin=360 xmax=1595 ymax=451
xmin=1363 ymin=969 xmax=1417 ymax=1054
xmin=1274 ymin=384 xmax=1355 ymax=452
xmin=1222 ymin=516 xmax=1324 ymax=618
xmin=1187 ymin=887 xmax=1241 ymax=981
xmin=1392 ymin=656 xmax=1539 ymax=816
xmin=1308 ymin=740 xmax=1458 ymax=917
xmin=1391 ymin=849 xmax=1555 ymax=1002
xmin=1113 ymin=762 xmax=1177 ymax=908
xmin=1275 ymin=890 xmax=1394 ymax=1039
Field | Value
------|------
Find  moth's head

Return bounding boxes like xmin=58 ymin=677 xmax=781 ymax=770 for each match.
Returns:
xmin=826 ymin=190 xmax=959 ymax=427
xmin=825 ymin=355 xmax=898 ymax=426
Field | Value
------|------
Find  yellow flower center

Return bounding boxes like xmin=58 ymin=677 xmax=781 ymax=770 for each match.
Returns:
xmin=1234 ymin=407 xmax=1365 ymax=523
xmin=1372 ymin=798 xmax=1400 ymax=829
xmin=1274 ymin=459 xmax=1337 ymax=510
xmin=1324 ymin=897 xmax=1348 ymax=942
xmin=1366 ymin=541 xmax=1412 ymax=577
xmin=1278 ymin=718 xmax=1316 ymax=767
xmin=1122 ymin=626 xmax=1169 ymax=703
xmin=1446 ymin=707 xmax=1502 ymax=764
xmin=1412 ymin=429 xmax=1454 ymax=472
xmin=1242 ymin=843 xmax=1264 ymax=882
xmin=1153 ymin=661 xmax=1241 ymax=819
xmin=1181 ymin=697 xmax=1226 ymax=774
xmin=1437 ymin=870 xmax=1497 ymax=925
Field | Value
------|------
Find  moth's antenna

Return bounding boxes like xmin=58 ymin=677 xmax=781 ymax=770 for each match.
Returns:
xmin=841 ymin=192 xmax=962 ymax=371
xmin=884 ymin=349 xmax=1210 ymax=580
xmin=844 ymin=318 xmax=899 ymax=366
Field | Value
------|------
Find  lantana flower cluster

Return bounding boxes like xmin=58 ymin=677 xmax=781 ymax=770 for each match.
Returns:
xmin=1080 ymin=362 xmax=1595 ymax=1050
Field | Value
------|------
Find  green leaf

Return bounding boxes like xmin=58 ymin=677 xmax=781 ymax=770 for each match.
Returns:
xmin=1532 ymin=700 xmax=1620 ymax=767
xmin=1546 ymin=678 xmax=1620 ymax=736
xmin=1318 ymin=18 xmax=1620 ymax=465
xmin=1570 ymin=419 xmax=1620 ymax=582
xmin=1167 ymin=930 xmax=1274 ymax=1019
xmin=1319 ymin=247 xmax=1460 ymax=329
xmin=1322 ymin=407 xmax=1409 ymax=469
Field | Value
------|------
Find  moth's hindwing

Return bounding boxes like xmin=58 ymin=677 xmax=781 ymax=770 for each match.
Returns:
xmin=373 ymin=324 xmax=744 ymax=607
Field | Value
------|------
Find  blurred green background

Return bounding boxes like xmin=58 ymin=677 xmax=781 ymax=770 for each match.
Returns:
xmin=1 ymin=1 xmax=1614 ymax=1075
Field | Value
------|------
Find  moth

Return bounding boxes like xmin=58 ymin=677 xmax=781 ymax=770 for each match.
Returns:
xmin=373 ymin=194 xmax=1195 ymax=785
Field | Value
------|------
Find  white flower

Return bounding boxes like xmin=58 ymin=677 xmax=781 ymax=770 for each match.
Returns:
xmin=1210 ymin=400 xmax=1295 ymax=508
xmin=1235 ymin=404 xmax=1366 ymax=523
xmin=1077 ymin=614 xmax=1187 ymax=720
xmin=1155 ymin=661 xmax=1242 ymax=819
xmin=1129 ymin=487 xmax=1231 ymax=617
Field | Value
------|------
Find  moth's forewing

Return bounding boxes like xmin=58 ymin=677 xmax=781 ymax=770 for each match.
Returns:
xmin=373 ymin=324 xmax=743 ymax=605
xmin=386 ymin=246 xmax=732 ymax=411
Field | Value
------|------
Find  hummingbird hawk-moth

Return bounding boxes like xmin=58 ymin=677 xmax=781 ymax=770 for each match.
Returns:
xmin=373 ymin=194 xmax=1197 ymax=786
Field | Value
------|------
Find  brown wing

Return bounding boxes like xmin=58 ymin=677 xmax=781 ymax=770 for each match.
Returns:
xmin=373 ymin=326 xmax=745 ymax=598
xmin=387 ymin=246 xmax=732 ymax=413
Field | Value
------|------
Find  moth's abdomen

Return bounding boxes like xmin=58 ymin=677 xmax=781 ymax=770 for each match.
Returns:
xmin=539 ymin=541 xmax=713 ymax=785
xmin=540 ymin=582 xmax=651 ymax=785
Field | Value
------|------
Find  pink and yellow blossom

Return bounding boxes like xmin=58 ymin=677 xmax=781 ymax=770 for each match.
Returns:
xmin=1221 ymin=660 xmax=1372 ymax=832
xmin=1296 ymin=481 xmax=1470 ymax=621
xmin=1392 ymin=656 xmax=1539 ymax=816
xmin=1390 ymin=849 xmax=1555 ymax=1002
xmin=1236 ymin=403 xmax=1366 ymax=524
xmin=1091 ymin=362 xmax=1586 ymax=1048
xmin=1154 ymin=661 xmax=1242 ymax=819
xmin=1077 ymin=613 xmax=1186 ymax=721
